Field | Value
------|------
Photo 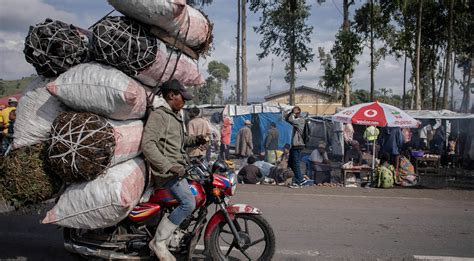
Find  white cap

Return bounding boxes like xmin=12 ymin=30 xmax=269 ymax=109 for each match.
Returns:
xmin=244 ymin=120 xmax=252 ymax=125
xmin=8 ymin=97 xmax=18 ymax=102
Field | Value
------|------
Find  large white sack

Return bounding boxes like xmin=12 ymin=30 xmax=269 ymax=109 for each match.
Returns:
xmin=42 ymin=157 xmax=146 ymax=229
xmin=13 ymin=77 xmax=67 ymax=149
xmin=108 ymin=0 xmax=210 ymax=49
xmin=46 ymin=63 xmax=147 ymax=120
xmin=135 ymin=39 xmax=205 ymax=87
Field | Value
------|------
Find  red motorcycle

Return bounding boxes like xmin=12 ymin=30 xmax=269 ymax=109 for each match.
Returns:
xmin=63 ymin=159 xmax=276 ymax=260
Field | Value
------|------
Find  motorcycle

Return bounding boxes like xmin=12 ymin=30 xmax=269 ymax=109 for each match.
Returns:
xmin=63 ymin=159 xmax=276 ymax=260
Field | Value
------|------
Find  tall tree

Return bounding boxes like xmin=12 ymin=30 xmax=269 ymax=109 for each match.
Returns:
xmin=250 ymin=0 xmax=314 ymax=106
xmin=193 ymin=61 xmax=230 ymax=105
xmin=354 ymin=0 xmax=394 ymax=102
xmin=442 ymin=0 xmax=454 ymax=109
xmin=454 ymin=1 xmax=474 ymax=112
xmin=414 ymin=0 xmax=423 ymax=110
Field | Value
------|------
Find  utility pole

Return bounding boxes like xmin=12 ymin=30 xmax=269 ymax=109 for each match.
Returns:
xmin=267 ymin=58 xmax=274 ymax=95
xmin=342 ymin=0 xmax=351 ymax=107
xmin=236 ymin=0 xmax=241 ymax=105
xmin=241 ymin=0 xmax=248 ymax=105
xmin=369 ymin=0 xmax=375 ymax=102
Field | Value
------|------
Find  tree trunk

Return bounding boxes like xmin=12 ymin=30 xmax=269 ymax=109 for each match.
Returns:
xmin=289 ymin=0 xmax=297 ymax=106
xmin=402 ymin=52 xmax=407 ymax=109
xmin=431 ymin=44 xmax=438 ymax=110
xmin=442 ymin=0 xmax=454 ymax=109
xmin=414 ymin=0 xmax=423 ymax=110
xmin=236 ymin=0 xmax=241 ymax=105
xmin=370 ymin=0 xmax=375 ymax=102
xmin=460 ymin=59 xmax=472 ymax=113
xmin=431 ymin=66 xmax=436 ymax=110
xmin=342 ymin=0 xmax=351 ymax=107
xmin=241 ymin=0 xmax=248 ymax=106
xmin=290 ymin=53 xmax=296 ymax=106
xmin=450 ymin=54 xmax=455 ymax=111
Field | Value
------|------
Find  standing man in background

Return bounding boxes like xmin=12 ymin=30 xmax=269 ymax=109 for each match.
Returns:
xmin=187 ymin=107 xmax=211 ymax=160
xmin=265 ymin=122 xmax=279 ymax=163
xmin=235 ymin=120 xmax=253 ymax=158
xmin=286 ymin=106 xmax=308 ymax=188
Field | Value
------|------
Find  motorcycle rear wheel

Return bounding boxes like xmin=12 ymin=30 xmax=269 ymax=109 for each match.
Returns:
xmin=206 ymin=214 xmax=275 ymax=261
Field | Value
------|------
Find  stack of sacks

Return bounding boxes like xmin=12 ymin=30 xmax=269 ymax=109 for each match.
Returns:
xmin=92 ymin=16 xmax=205 ymax=87
xmin=107 ymin=0 xmax=213 ymax=55
xmin=9 ymin=0 xmax=213 ymax=228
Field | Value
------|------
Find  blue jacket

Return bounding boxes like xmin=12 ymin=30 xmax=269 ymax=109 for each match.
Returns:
xmin=379 ymin=127 xmax=403 ymax=156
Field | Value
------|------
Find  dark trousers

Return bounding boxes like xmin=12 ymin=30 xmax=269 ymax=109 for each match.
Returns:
xmin=220 ymin=144 xmax=229 ymax=160
xmin=289 ymin=148 xmax=303 ymax=184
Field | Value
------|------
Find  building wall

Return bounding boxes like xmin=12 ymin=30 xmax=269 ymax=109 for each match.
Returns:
xmin=265 ymin=89 xmax=341 ymax=115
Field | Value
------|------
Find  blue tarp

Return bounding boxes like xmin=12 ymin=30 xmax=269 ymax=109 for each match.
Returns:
xmin=231 ymin=113 xmax=292 ymax=153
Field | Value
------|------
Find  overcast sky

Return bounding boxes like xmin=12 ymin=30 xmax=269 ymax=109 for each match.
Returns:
xmin=0 ymin=0 xmax=467 ymax=107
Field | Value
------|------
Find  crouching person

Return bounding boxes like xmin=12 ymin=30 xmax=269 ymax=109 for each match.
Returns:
xmin=142 ymin=79 xmax=207 ymax=261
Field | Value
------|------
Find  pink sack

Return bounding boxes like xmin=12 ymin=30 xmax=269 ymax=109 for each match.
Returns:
xmin=135 ymin=39 xmax=205 ymax=87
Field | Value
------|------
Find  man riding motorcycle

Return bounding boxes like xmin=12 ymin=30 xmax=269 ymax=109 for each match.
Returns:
xmin=141 ymin=79 xmax=207 ymax=261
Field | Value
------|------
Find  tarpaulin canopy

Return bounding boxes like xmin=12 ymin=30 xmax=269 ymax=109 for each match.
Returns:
xmin=405 ymin=110 xmax=474 ymax=119
xmin=230 ymin=112 xmax=292 ymax=153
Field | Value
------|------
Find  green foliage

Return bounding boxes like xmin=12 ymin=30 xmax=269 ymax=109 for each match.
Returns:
xmin=193 ymin=61 xmax=230 ymax=105
xmin=0 ymin=77 xmax=35 ymax=97
xmin=250 ymin=0 xmax=314 ymax=82
xmin=186 ymin=0 xmax=213 ymax=7
xmin=351 ymin=89 xmax=370 ymax=105
xmin=354 ymin=1 xmax=394 ymax=67
xmin=321 ymin=28 xmax=362 ymax=94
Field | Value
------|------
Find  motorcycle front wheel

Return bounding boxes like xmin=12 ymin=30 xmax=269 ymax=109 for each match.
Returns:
xmin=207 ymin=214 xmax=275 ymax=261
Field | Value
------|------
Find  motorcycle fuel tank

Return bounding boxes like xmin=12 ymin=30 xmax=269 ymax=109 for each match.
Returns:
xmin=149 ymin=180 xmax=206 ymax=208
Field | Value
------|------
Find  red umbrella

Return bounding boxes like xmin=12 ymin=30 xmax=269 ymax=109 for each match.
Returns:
xmin=333 ymin=101 xmax=419 ymax=128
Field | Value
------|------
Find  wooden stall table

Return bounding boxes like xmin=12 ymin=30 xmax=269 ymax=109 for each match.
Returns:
xmin=341 ymin=165 xmax=373 ymax=186
xmin=414 ymin=156 xmax=441 ymax=177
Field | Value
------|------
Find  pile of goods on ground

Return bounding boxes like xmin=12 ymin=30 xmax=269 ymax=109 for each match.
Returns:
xmin=0 ymin=0 xmax=211 ymax=229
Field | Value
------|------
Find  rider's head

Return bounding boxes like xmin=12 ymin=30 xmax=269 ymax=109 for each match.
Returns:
xmin=162 ymin=79 xmax=193 ymax=112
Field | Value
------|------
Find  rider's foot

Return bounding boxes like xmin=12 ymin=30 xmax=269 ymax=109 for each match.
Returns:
xmin=149 ymin=217 xmax=177 ymax=261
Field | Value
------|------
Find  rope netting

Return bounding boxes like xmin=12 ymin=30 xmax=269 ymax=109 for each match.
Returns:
xmin=48 ymin=112 xmax=116 ymax=183
xmin=92 ymin=16 xmax=158 ymax=77
xmin=23 ymin=18 xmax=92 ymax=77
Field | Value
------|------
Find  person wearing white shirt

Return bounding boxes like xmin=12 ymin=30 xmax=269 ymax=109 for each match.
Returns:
xmin=309 ymin=142 xmax=332 ymax=183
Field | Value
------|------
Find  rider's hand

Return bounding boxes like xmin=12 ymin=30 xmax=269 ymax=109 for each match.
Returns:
xmin=169 ymin=165 xmax=186 ymax=178
xmin=195 ymin=135 xmax=208 ymax=146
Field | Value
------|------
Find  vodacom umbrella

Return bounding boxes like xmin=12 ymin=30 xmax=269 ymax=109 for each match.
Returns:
xmin=332 ymin=101 xmax=420 ymax=128
xmin=332 ymin=101 xmax=419 ymax=173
